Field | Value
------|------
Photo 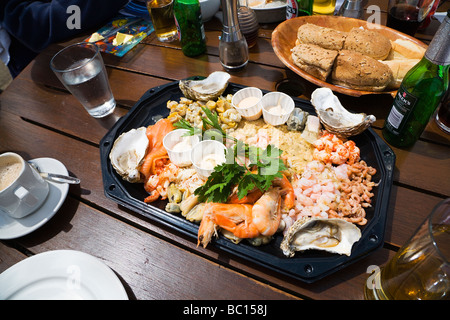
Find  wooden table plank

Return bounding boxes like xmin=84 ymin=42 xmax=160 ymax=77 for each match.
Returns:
xmin=9 ymin=197 xmax=296 ymax=300
xmin=0 ymin=242 xmax=28 ymax=273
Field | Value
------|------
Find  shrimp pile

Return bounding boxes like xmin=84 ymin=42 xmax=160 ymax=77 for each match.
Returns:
xmin=329 ymin=160 xmax=377 ymax=225
xmin=285 ymin=132 xmax=377 ymax=229
xmin=144 ymin=163 xmax=179 ymax=203
xmin=283 ymin=160 xmax=341 ymax=232
xmin=313 ymin=132 xmax=360 ymax=165
xmin=139 ymin=119 xmax=176 ymax=203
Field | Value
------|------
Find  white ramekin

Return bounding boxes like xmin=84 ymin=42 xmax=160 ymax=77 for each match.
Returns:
xmin=191 ymin=140 xmax=227 ymax=179
xmin=261 ymin=91 xmax=295 ymax=126
xmin=231 ymin=87 xmax=263 ymax=121
xmin=163 ymin=129 xmax=200 ymax=167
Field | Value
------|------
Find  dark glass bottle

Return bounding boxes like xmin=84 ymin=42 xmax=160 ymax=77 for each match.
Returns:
xmin=174 ymin=0 xmax=206 ymax=57
xmin=382 ymin=10 xmax=450 ymax=148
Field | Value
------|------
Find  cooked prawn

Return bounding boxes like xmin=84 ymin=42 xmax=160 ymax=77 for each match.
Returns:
xmin=198 ymin=203 xmax=256 ymax=247
xmin=227 ymin=187 xmax=263 ymax=204
xmin=197 ymin=188 xmax=282 ymax=248
xmin=272 ymin=174 xmax=295 ymax=210
xmin=251 ymin=188 xmax=281 ymax=236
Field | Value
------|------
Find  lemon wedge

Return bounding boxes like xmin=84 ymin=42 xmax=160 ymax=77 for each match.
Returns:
xmin=112 ymin=32 xmax=134 ymax=46
xmin=88 ymin=32 xmax=104 ymax=42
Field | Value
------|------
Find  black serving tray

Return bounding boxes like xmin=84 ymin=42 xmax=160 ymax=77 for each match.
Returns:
xmin=100 ymin=79 xmax=395 ymax=283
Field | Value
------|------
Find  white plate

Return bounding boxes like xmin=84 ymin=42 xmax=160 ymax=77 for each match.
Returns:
xmin=0 ymin=158 xmax=70 ymax=239
xmin=0 ymin=250 xmax=128 ymax=300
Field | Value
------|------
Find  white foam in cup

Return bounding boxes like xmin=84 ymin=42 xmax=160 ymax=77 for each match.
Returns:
xmin=0 ymin=152 xmax=49 ymax=218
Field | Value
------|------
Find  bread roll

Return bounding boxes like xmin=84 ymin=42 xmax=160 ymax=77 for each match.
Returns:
xmin=332 ymin=50 xmax=393 ymax=91
xmin=380 ymin=59 xmax=420 ymax=89
xmin=343 ymin=28 xmax=392 ymax=60
xmin=297 ymin=23 xmax=347 ymax=51
xmin=291 ymin=44 xmax=339 ymax=81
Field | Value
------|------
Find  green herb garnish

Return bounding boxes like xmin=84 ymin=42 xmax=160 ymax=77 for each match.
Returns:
xmin=174 ymin=106 xmax=287 ymax=203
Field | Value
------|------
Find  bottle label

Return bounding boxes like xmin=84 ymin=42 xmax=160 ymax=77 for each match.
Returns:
xmin=385 ymin=85 xmax=418 ymax=134
xmin=286 ymin=0 xmax=298 ymax=19
xmin=174 ymin=15 xmax=181 ymax=41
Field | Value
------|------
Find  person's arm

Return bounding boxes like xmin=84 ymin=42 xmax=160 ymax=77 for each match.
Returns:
xmin=0 ymin=0 xmax=129 ymax=51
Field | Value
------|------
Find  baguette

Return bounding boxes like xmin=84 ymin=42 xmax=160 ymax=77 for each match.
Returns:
xmin=297 ymin=23 xmax=347 ymax=51
xmin=391 ymin=39 xmax=426 ymax=59
xmin=291 ymin=44 xmax=339 ymax=81
xmin=343 ymin=28 xmax=392 ymax=60
xmin=332 ymin=50 xmax=393 ymax=91
xmin=380 ymin=59 xmax=420 ymax=89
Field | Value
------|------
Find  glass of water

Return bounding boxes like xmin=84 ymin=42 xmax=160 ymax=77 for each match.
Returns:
xmin=50 ymin=42 xmax=116 ymax=118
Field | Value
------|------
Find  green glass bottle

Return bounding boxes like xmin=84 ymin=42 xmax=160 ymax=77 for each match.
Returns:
xmin=382 ymin=10 xmax=450 ymax=148
xmin=286 ymin=0 xmax=313 ymax=19
xmin=174 ymin=0 xmax=206 ymax=57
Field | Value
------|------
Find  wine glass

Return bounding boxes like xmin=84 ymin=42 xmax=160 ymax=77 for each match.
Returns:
xmin=386 ymin=0 xmax=436 ymax=36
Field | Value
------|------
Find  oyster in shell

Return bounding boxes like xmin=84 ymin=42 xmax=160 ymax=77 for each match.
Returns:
xmin=311 ymin=88 xmax=376 ymax=138
xmin=109 ymin=127 xmax=149 ymax=183
xmin=179 ymin=71 xmax=231 ymax=101
xmin=280 ymin=217 xmax=361 ymax=257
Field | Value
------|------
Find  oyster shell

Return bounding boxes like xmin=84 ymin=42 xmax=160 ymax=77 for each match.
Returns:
xmin=280 ymin=217 xmax=361 ymax=257
xmin=311 ymin=88 xmax=376 ymax=138
xmin=179 ymin=71 xmax=231 ymax=101
xmin=109 ymin=127 xmax=149 ymax=183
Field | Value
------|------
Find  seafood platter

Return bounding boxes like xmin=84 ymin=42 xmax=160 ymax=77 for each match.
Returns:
xmin=100 ymin=72 xmax=395 ymax=282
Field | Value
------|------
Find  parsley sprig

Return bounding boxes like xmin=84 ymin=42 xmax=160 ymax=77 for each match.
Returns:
xmin=174 ymin=106 xmax=286 ymax=203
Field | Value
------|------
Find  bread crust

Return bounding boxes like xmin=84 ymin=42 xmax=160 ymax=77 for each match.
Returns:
xmin=291 ymin=44 xmax=339 ymax=81
xmin=297 ymin=23 xmax=347 ymax=51
xmin=343 ymin=28 xmax=392 ymax=60
xmin=331 ymin=50 xmax=393 ymax=91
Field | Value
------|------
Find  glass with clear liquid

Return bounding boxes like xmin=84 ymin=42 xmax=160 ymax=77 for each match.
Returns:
xmin=51 ymin=42 xmax=116 ymax=118
xmin=365 ymin=198 xmax=450 ymax=300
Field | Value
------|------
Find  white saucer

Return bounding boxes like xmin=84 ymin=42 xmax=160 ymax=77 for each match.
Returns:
xmin=0 ymin=158 xmax=70 ymax=240
xmin=0 ymin=250 xmax=128 ymax=300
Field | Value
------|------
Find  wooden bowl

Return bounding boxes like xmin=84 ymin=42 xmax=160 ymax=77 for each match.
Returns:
xmin=271 ymin=15 xmax=428 ymax=97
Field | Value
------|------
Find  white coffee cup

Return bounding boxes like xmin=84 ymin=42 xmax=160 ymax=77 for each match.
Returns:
xmin=0 ymin=152 xmax=49 ymax=218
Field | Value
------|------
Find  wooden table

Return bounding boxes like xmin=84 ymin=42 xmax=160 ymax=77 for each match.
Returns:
xmin=0 ymin=1 xmax=449 ymax=301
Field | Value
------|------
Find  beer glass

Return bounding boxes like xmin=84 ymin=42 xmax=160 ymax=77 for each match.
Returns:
xmin=365 ymin=198 xmax=450 ymax=300
xmin=146 ymin=0 xmax=178 ymax=42
xmin=50 ymin=42 xmax=116 ymax=118
xmin=313 ymin=0 xmax=336 ymax=15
